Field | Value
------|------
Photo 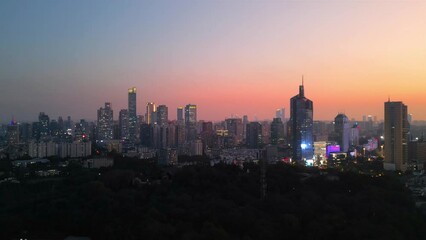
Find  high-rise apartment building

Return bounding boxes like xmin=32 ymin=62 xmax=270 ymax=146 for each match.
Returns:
xmin=384 ymin=101 xmax=409 ymax=171
xmin=290 ymin=82 xmax=314 ymax=163
xmin=97 ymin=102 xmax=114 ymax=141
xmin=128 ymin=87 xmax=137 ymax=142
xmin=39 ymin=112 xmax=50 ymax=141
xmin=74 ymin=119 xmax=89 ymax=142
xmin=7 ymin=121 xmax=19 ymax=145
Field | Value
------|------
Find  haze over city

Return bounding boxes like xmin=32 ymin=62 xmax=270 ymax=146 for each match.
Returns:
xmin=1 ymin=0 xmax=425 ymax=122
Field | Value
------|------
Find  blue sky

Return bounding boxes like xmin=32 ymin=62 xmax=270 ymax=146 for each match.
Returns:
xmin=1 ymin=0 xmax=425 ymax=122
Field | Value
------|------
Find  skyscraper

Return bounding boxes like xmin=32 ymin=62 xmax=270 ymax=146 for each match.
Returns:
xmin=246 ymin=122 xmax=262 ymax=149
xmin=276 ymin=108 xmax=285 ymax=122
xmin=384 ymin=101 xmax=409 ymax=171
xmin=185 ymin=104 xmax=197 ymax=141
xmin=74 ymin=119 xmax=89 ymax=142
xmin=350 ymin=123 xmax=360 ymax=146
xmin=7 ymin=120 xmax=19 ymax=145
xmin=97 ymin=102 xmax=114 ymax=141
xmin=146 ymin=102 xmax=156 ymax=125
xmin=334 ymin=113 xmax=351 ymax=152
xmin=270 ymin=118 xmax=285 ymax=145
xmin=243 ymin=115 xmax=249 ymax=142
xmin=290 ymin=81 xmax=314 ymax=163
xmin=185 ymin=104 xmax=197 ymax=125
xmin=128 ymin=87 xmax=137 ymax=142
xmin=177 ymin=107 xmax=184 ymax=125
xmin=119 ymin=109 xmax=129 ymax=140
xmin=38 ymin=112 xmax=50 ymax=141
xmin=225 ymin=118 xmax=244 ymax=145
xmin=157 ymin=105 xmax=169 ymax=126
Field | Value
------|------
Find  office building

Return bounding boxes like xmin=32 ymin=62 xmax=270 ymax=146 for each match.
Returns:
xmin=289 ymin=81 xmax=314 ymax=163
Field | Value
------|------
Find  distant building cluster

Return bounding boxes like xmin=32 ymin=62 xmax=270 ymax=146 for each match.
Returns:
xmin=1 ymin=84 xmax=425 ymax=171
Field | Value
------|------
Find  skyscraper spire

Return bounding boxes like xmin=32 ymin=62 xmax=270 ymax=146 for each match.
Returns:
xmin=299 ymin=75 xmax=305 ymax=97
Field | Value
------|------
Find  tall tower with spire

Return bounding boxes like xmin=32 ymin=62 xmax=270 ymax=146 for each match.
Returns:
xmin=289 ymin=78 xmax=314 ymax=164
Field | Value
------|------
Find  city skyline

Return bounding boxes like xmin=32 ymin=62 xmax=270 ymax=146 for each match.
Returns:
xmin=1 ymin=0 xmax=425 ymax=122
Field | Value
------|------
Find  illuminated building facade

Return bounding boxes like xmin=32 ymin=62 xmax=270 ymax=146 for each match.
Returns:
xmin=146 ymin=102 xmax=156 ymax=125
xmin=97 ymin=102 xmax=114 ymax=141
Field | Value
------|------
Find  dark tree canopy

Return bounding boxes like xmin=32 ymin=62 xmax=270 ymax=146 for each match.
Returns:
xmin=0 ymin=160 xmax=425 ymax=240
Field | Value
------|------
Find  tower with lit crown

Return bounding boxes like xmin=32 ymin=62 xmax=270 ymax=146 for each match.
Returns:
xmin=146 ymin=102 xmax=156 ymax=125
xmin=128 ymin=87 xmax=137 ymax=143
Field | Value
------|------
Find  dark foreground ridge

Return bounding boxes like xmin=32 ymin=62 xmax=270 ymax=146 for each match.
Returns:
xmin=1 ymin=159 xmax=425 ymax=240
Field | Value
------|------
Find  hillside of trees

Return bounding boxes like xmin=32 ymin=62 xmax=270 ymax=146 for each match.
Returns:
xmin=1 ymin=159 xmax=425 ymax=239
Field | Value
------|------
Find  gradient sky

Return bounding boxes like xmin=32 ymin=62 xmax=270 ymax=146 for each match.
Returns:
xmin=1 ymin=0 xmax=425 ymax=123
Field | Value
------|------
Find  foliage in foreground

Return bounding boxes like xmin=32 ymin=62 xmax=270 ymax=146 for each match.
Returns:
xmin=0 ymin=160 xmax=425 ymax=240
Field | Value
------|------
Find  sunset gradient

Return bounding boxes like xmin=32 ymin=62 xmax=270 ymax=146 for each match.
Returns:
xmin=0 ymin=0 xmax=425 ymax=122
